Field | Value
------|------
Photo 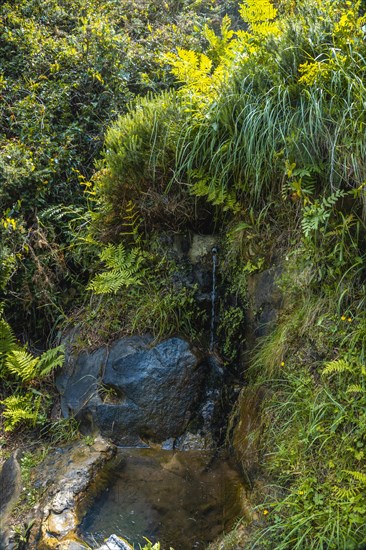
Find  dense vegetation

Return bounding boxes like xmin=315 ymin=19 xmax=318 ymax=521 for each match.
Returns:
xmin=0 ymin=0 xmax=235 ymax=339
xmin=1 ymin=0 xmax=366 ymax=548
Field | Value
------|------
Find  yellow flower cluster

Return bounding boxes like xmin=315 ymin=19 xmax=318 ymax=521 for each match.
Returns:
xmin=298 ymin=61 xmax=330 ymax=86
xmin=341 ymin=315 xmax=352 ymax=323
xmin=2 ymin=217 xmax=17 ymax=231
xmin=239 ymin=0 xmax=280 ymax=36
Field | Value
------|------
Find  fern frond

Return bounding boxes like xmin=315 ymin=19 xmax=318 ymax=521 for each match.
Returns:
xmin=346 ymin=470 xmax=366 ymax=485
xmin=1 ymin=393 xmax=42 ymax=431
xmin=87 ymin=244 xmax=146 ymax=294
xmin=5 ymin=350 xmax=39 ymax=382
xmin=0 ymin=318 xmax=16 ymax=360
xmin=39 ymin=204 xmax=70 ymax=221
xmin=120 ymin=200 xmax=142 ymax=241
xmin=346 ymin=384 xmax=363 ymax=393
xmin=99 ymin=243 xmax=127 ymax=269
xmin=37 ymin=345 xmax=64 ymax=377
xmin=322 ymin=359 xmax=353 ymax=376
xmin=332 ymin=485 xmax=359 ymax=499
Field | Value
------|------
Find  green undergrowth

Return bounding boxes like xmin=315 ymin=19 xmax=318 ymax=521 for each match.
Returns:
xmin=0 ymin=315 xmax=65 ymax=433
xmin=69 ymin=235 xmax=206 ymax=350
xmin=242 ymin=220 xmax=366 ymax=548
xmin=248 ymin=310 xmax=366 ymax=548
xmin=171 ymin=1 xmax=366 ymax=210
xmin=91 ymin=91 xmax=197 ymax=236
xmin=2 ymin=1 xmax=366 ymax=548
xmin=0 ymin=0 xmax=227 ymax=341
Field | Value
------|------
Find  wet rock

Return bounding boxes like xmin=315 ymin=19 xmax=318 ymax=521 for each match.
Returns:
xmin=46 ymin=509 xmax=76 ymax=536
xmin=59 ymin=543 xmax=85 ymax=550
xmin=175 ymin=431 xmax=209 ymax=450
xmin=232 ymin=387 xmax=264 ymax=480
xmin=25 ymin=437 xmax=116 ymax=548
xmin=0 ymin=450 xmax=22 ymax=519
xmin=0 ymin=450 xmax=22 ymax=549
xmin=57 ymin=337 xmax=205 ymax=444
xmin=246 ymin=265 xmax=283 ymax=342
xmin=172 ymin=355 xmax=225 ymax=450
xmin=58 ymin=541 xmax=89 ymax=550
xmin=161 ymin=437 xmax=175 ymax=450
xmin=96 ymin=534 xmax=133 ymax=550
xmin=57 ymin=345 xmax=108 ymax=418
xmin=188 ymin=234 xmax=217 ymax=264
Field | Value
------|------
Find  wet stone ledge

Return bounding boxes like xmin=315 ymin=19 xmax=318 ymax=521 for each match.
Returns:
xmin=3 ymin=437 xmax=115 ymax=550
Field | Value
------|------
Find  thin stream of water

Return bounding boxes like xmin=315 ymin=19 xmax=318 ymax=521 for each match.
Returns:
xmin=210 ymin=247 xmax=217 ymax=351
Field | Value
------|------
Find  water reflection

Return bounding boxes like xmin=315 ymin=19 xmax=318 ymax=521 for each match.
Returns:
xmin=78 ymin=448 xmax=244 ymax=550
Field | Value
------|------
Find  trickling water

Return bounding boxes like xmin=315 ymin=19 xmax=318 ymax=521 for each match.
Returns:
xmin=210 ymin=247 xmax=218 ymax=351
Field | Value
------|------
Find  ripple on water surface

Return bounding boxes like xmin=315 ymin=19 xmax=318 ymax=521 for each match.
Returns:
xmin=77 ymin=448 xmax=244 ymax=550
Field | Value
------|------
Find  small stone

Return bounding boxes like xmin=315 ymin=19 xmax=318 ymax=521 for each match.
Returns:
xmin=46 ymin=509 xmax=76 ymax=537
xmin=91 ymin=436 xmax=112 ymax=453
xmin=50 ymin=489 xmax=74 ymax=513
xmin=58 ymin=541 xmax=89 ymax=550
xmin=96 ymin=534 xmax=133 ymax=550
xmin=175 ymin=431 xmax=210 ymax=451
xmin=161 ymin=437 xmax=175 ymax=450
xmin=188 ymin=234 xmax=217 ymax=264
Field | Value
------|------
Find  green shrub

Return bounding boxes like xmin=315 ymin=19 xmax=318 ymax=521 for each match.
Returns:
xmin=168 ymin=0 xmax=366 ymax=212
xmin=0 ymin=0 xmax=226 ymax=341
xmin=92 ymin=91 xmax=196 ymax=234
xmin=246 ymin=215 xmax=366 ymax=548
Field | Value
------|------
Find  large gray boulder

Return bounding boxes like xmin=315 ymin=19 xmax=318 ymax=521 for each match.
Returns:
xmin=57 ymin=336 xmax=205 ymax=445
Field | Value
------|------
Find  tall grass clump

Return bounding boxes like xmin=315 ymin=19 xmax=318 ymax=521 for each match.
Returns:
xmin=173 ymin=0 xmax=366 ymax=211
xmin=91 ymin=90 xmax=195 ymax=234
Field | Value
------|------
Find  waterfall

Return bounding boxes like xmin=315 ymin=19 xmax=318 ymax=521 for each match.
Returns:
xmin=210 ymin=247 xmax=217 ymax=351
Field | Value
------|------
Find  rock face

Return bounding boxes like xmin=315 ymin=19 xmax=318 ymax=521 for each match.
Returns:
xmin=57 ymin=336 xmax=206 ymax=445
xmin=246 ymin=265 xmax=283 ymax=343
xmin=35 ymin=437 xmax=115 ymax=549
xmin=0 ymin=450 xmax=22 ymax=549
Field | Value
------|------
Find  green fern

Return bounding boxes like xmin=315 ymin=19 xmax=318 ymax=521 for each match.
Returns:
xmin=120 ymin=200 xmax=142 ymax=242
xmin=3 ymin=338 xmax=64 ymax=382
xmin=87 ymin=243 xmax=146 ymax=294
xmin=301 ymin=190 xmax=347 ymax=237
xmin=5 ymin=350 xmax=39 ymax=382
xmin=322 ymin=358 xmax=353 ymax=376
xmin=189 ymin=169 xmax=241 ymax=212
xmin=332 ymin=485 xmax=359 ymax=499
xmin=346 ymin=384 xmax=363 ymax=393
xmin=282 ymin=162 xmax=318 ymax=202
xmin=346 ymin=470 xmax=366 ymax=485
xmin=37 ymin=345 xmax=64 ymax=377
xmin=0 ymin=317 xmax=17 ymax=363
xmin=0 ymin=315 xmax=65 ymax=431
xmin=1 ymin=393 xmax=42 ymax=431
